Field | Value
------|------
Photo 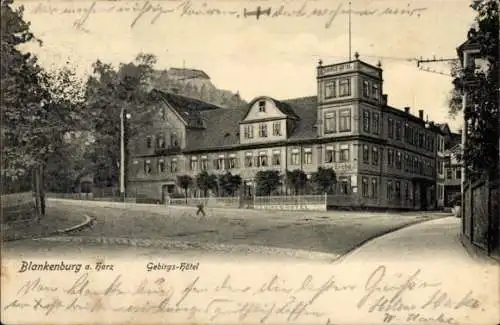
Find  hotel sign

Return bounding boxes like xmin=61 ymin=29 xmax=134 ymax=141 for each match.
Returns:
xmin=318 ymin=63 xmax=354 ymax=77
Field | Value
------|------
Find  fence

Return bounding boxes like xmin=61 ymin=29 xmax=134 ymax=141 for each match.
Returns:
xmin=254 ymin=194 xmax=327 ymax=211
xmin=462 ymin=175 xmax=499 ymax=255
xmin=47 ymin=192 xmax=137 ymax=203
xmin=168 ymin=196 xmax=240 ymax=208
xmin=1 ymin=192 xmax=36 ymax=224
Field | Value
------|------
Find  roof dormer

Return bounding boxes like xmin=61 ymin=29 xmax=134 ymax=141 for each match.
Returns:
xmin=241 ymin=96 xmax=299 ymax=122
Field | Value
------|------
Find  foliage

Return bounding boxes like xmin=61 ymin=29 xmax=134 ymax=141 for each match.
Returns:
xmin=255 ymin=170 xmax=281 ymax=196
xmin=84 ymin=53 xmax=159 ymax=187
xmin=217 ymin=172 xmax=242 ymax=196
xmin=177 ymin=175 xmax=193 ymax=201
xmin=285 ymin=169 xmax=308 ymax=195
xmin=196 ymin=171 xmax=218 ymax=197
xmin=1 ymin=0 xmax=84 ymax=184
xmin=451 ymin=0 xmax=498 ymax=174
xmin=311 ymin=167 xmax=337 ymax=194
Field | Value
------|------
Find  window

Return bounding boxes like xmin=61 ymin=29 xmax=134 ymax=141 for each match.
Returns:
xmin=387 ymin=180 xmax=393 ymax=200
xmin=245 ymin=153 xmax=253 ymax=167
xmin=291 ymin=151 xmax=300 ymax=165
xmin=259 ymin=123 xmax=268 ymax=137
xmin=404 ymin=154 xmax=409 ymax=172
xmin=146 ymin=136 xmax=152 ymax=148
xmin=325 ymin=81 xmax=336 ymax=98
xmin=395 ymin=121 xmax=401 ymax=140
xmin=215 ymin=157 xmax=224 ymax=170
xmin=160 ymin=107 xmax=166 ymax=120
xmin=228 ymin=157 xmax=237 ymax=169
xmin=456 ymin=169 xmax=462 ymax=179
xmin=258 ymin=153 xmax=268 ymax=167
xmin=170 ymin=159 xmax=178 ymax=173
xmin=157 ymin=135 xmax=165 ymax=148
xmin=272 ymin=151 xmax=281 ymax=166
xmin=447 ymin=168 xmax=452 ymax=179
xmin=404 ymin=182 xmax=409 ymax=201
xmin=388 ymin=118 xmax=394 ymax=138
xmin=244 ymin=125 xmax=254 ymax=139
xmin=362 ymin=177 xmax=369 ymax=197
xmin=396 ymin=151 xmax=402 ymax=169
xmin=372 ymin=84 xmax=379 ymax=99
xmin=419 ymin=131 xmax=424 ymax=148
xmin=171 ymin=133 xmax=179 ymax=147
xmin=190 ymin=157 xmax=197 ymax=171
xmin=200 ymin=157 xmax=208 ymax=171
xmin=158 ymin=159 xmax=165 ymax=173
xmin=387 ymin=149 xmax=394 ymax=167
xmin=413 ymin=129 xmax=418 ymax=146
xmin=363 ymin=80 xmax=370 ymax=97
xmin=340 ymin=146 xmax=350 ymax=162
xmin=363 ymin=110 xmax=371 ymax=133
xmin=372 ymin=147 xmax=379 ymax=165
xmin=272 ymin=122 xmax=282 ymax=136
xmin=413 ymin=157 xmax=418 ymax=174
xmin=395 ymin=181 xmax=401 ymax=200
xmin=324 ymin=112 xmax=336 ymax=133
xmin=259 ymin=100 xmax=266 ymax=112
xmin=339 ymin=109 xmax=351 ymax=132
xmin=363 ymin=145 xmax=369 ymax=163
xmin=133 ymin=160 xmax=139 ymax=175
xmin=371 ymin=178 xmax=378 ymax=198
xmin=372 ymin=113 xmax=379 ymax=134
xmin=303 ymin=149 xmax=312 ymax=164
xmin=144 ymin=160 xmax=152 ymax=174
xmin=325 ymin=147 xmax=335 ymax=163
xmin=339 ymin=78 xmax=351 ymax=97
xmin=438 ymin=160 xmax=444 ymax=174
xmin=339 ymin=177 xmax=350 ymax=194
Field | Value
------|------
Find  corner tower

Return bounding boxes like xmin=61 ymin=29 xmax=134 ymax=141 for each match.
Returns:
xmin=316 ymin=52 xmax=384 ymax=138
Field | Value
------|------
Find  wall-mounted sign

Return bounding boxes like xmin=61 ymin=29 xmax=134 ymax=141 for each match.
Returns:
xmin=318 ymin=63 xmax=354 ymax=77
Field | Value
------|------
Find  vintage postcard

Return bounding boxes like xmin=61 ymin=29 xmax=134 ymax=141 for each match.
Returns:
xmin=1 ymin=0 xmax=499 ymax=324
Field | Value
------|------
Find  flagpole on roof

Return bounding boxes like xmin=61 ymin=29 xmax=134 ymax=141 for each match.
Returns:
xmin=348 ymin=1 xmax=352 ymax=61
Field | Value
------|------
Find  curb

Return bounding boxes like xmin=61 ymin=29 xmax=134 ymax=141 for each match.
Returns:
xmin=331 ymin=214 xmax=449 ymax=264
xmin=2 ymin=214 xmax=95 ymax=242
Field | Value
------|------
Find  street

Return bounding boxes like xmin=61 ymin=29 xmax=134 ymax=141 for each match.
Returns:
xmin=3 ymin=198 xmax=444 ymax=261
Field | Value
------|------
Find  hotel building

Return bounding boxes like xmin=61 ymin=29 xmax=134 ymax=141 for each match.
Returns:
xmin=127 ymin=54 xmax=441 ymax=210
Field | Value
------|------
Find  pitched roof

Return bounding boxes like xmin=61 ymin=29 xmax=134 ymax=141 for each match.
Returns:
xmin=151 ymin=89 xmax=222 ymax=128
xmin=184 ymin=96 xmax=318 ymax=152
xmin=282 ymin=96 xmax=318 ymax=140
xmin=185 ymin=106 xmax=248 ymax=151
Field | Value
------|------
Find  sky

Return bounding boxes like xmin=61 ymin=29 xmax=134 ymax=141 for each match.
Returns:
xmin=18 ymin=0 xmax=477 ymax=132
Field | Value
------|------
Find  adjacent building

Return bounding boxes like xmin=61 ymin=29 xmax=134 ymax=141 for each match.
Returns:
xmin=128 ymin=54 xmax=442 ymax=210
xmin=435 ymin=123 xmax=462 ymax=208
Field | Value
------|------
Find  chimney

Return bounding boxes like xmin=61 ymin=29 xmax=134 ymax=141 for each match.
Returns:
xmin=404 ymin=107 xmax=410 ymax=114
xmin=382 ymin=94 xmax=388 ymax=105
xmin=419 ymin=110 xmax=424 ymax=120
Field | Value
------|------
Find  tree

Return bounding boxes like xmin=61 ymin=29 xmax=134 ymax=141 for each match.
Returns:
xmin=311 ymin=167 xmax=337 ymax=194
xmin=1 ymin=0 xmax=84 ymax=214
xmin=451 ymin=0 xmax=498 ymax=175
xmin=255 ymin=170 xmax=281 ymax=196
xmin=196 ymin=171 xmax=218 ymax=197
xmin=218 ymin=172 xmax=242 ymax=196
xmin=84 ymin=53 xmax=158 ymax=188
xmin=177 ymin=175 xmax=193 ymax=202
xmin=285 ymin=169 xmax=308 ymax=195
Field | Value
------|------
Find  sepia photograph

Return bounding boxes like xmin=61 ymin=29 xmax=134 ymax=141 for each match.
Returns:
xmin=1 ymin=0 xmax=499 ymax=324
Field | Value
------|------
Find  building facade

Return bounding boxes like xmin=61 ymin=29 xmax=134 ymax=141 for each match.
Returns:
xmin=128 ymin=55 xmax=441 ymax=210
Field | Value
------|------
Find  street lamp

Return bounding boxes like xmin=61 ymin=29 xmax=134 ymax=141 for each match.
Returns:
xmin=120 ymin=108 xmax=131 ymax=202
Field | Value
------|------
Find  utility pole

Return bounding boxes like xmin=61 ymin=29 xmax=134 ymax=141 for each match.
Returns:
xmin=120 ymin=107 xmax=126 ymax=202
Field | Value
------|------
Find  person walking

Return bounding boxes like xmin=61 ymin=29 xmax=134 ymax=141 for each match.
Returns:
xmin=196 ymin=202 xmax=206 ymax=217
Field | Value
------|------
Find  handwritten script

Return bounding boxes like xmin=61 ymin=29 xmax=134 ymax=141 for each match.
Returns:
xmin=2 ymin=264 xmax=481 ymax=324
xmin=27 ymin=0 xmax=429 ymax=30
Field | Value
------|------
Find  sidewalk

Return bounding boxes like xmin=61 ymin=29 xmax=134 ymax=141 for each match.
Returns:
xmin=1 ymin=209 xmax=92 ymax=241
xmin=339 ymin=216 xmax=498 ymax=264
